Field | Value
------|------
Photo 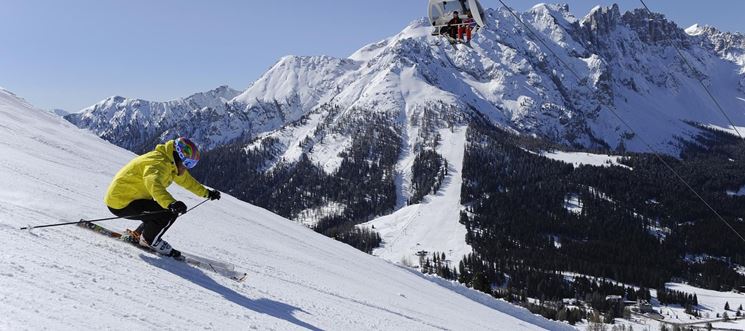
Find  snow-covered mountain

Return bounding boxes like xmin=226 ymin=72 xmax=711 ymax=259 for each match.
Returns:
xmin=49 ymin=108 xmax=69 ymax=116
xmin=0 ymin=88 xmax=576 ymax=329
xmin=69 ymin=4 xmax=745 ymax=155
xmin=64 ymin=4 xmax=745 ymax=277
xmin=65 ymin=85 xmax=241 ymax=153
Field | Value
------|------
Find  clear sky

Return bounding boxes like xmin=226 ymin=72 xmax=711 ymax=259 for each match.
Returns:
xmin=1 ymin=0 xmax=743 ymax=112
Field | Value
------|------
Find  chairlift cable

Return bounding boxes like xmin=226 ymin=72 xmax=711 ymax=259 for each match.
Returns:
xmin=497 ymin=0 xmax=745 ymax=245
xmin=639 ymin=0 xmax=743 ymax=140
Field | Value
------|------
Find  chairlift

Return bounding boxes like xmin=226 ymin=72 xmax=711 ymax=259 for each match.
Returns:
xmin=428 ymin=0 xmax=486 ymax=41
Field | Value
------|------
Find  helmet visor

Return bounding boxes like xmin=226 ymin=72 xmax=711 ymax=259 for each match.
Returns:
xmin=181 ymin=157 xmax=198 ymax=169
xmin=176 ymin=149 xmax=199 ymax=169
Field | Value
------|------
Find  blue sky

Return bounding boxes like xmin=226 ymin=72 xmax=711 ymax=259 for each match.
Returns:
xmin=1 ymin=0 xmax=743 ymax=111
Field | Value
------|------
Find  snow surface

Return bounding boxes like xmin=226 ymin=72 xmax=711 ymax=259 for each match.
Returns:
xmin=541 ymin=150 xmax=631 ymax=169
xmin=0 ymin=90 xmax=574 ymax=330
xmin=626 ymin=283 xmax=745 ymax=329
xmin=704 ymin=123 xmax=745 ymax=138
xmin=361 ymin=127 xmax=472 ymax=266
xmin=685 ymin=24 xmax=705 ymax=36
xmin=666 ymin=283 xmax=745 ymax=316
xmin=559 ymin=275 xmax=745 ymax=330
xmin=295 ymin=202 xmax=346 ymax=228
xmin=563 ymin=194 xmax=582 ymax=215
xmin=726 ymin=185 xmax=745 ymax=197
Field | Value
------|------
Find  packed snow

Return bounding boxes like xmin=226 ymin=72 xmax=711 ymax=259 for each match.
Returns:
xmin=540 ymin=150 xmax=632 ymax=169
xmin=0 ymin=90 xmax=574 ymax=330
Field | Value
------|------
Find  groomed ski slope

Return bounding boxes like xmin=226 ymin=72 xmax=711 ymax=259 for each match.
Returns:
xmin=0 ymin=89 xmax=573 ymax=330
xmin=363 ymin=127 xmax=472 ymax=267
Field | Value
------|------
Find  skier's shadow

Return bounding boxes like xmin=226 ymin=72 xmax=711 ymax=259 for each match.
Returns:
xmin=140 ymin=255 xmax=321 ymax=331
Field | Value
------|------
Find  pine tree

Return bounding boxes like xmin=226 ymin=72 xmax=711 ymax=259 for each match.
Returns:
xmin=725 ymin=301 xmax=730 ymax=311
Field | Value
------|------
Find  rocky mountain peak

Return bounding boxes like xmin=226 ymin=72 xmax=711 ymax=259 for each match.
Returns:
xmin=581 ymin=4 xmax=621 ymax=35
xmin=620 ymin=8 xmax=687 ymax=45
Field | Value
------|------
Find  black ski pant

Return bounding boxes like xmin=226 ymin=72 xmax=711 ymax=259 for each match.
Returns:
xmin=108 ymin=199 xmax=177 ymax=245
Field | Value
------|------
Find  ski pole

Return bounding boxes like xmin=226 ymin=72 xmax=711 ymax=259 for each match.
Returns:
xmin=19 ymin=210 xmax=171 ymax=230
xmin=187 ymin=198 xmax=210 ymax=213
xmin=20 ymin=198 xmax=211 ymax=230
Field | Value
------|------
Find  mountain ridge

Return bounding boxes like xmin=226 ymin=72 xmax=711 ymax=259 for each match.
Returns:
xmin=68 ymin=4 xmax=745 ymax=156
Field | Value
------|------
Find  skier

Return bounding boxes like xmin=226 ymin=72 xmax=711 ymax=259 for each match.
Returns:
xmin=104 ymin=137 xmax=220 ymax=256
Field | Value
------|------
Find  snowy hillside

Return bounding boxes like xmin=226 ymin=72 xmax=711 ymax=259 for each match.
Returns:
xmin=361 ymin=127 xmax=473 ymax=266
xmin=0 ymin=90 xmax=575 ymax=329
xmin=539 ymin=150 xmax=631 ymax=169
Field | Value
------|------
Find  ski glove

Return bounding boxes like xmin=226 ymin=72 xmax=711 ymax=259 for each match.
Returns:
xmin=207 ymin=189 xmax=221 ymax=201
xmin=169 ymin=201 xmax=187 ymax=215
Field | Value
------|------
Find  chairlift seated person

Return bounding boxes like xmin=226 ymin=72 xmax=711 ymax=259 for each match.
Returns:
xmin=428 ymin=0 xmax=485 ymax=44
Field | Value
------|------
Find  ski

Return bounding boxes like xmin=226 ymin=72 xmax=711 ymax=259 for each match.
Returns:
xmin=77 ymin=221 xmax=247 ymax=282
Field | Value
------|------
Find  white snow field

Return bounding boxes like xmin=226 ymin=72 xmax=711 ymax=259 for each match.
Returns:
xmin=0 ymin=90 xmax=574 ymax=330
xmin=540 ymin=151 xmax=632 ymax=170
xmin=603 ymin=283 xmax=745 ymax=331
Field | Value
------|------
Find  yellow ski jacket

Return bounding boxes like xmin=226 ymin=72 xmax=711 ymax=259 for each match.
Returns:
xmin=104 ymin=140 xmax=209 ymax=209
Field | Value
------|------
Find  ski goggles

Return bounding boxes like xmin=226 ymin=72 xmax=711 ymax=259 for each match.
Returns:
xmin=176 ymin=150 xmax=199 ymax=169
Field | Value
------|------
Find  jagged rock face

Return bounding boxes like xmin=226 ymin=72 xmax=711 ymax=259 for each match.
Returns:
xmin=685 ymin=24 xmax=745 ymax=91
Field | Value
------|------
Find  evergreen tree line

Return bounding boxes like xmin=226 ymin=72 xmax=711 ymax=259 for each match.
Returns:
xmin=459 ymin=121 xmax=745 ymax=294
xmin=331 ymin=227 xmax=382 ymax=254
xmin=420 ymin=251 xmax=459 ymax=280
xmin=409 ymin=150 xmax=448 ymax=204
xmin=456 ymin=252 xmax=656 ymax=323
xmin=655 ymin=287 xmax=698 ymax=306
xmin=524 ymin=301 xmax=585 ymax=325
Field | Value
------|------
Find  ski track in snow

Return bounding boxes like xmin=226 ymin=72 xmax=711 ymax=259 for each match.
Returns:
xmin=363 ymin=127 xmax=472 ymax=267
xmin=0 ymin=90 xmax=573 ymax=330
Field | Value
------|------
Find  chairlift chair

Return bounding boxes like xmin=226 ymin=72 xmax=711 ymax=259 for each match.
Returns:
xmin=428 ymin=0 xmax=486 ymax=37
